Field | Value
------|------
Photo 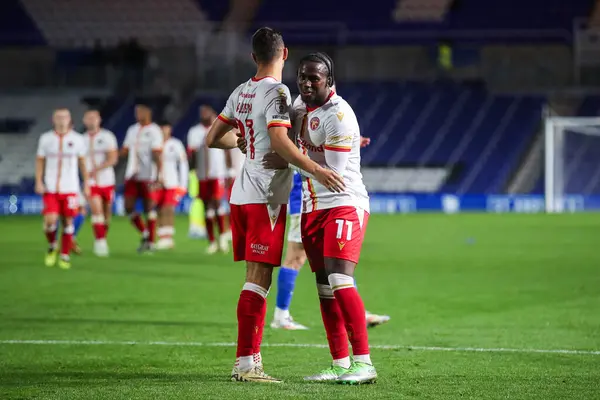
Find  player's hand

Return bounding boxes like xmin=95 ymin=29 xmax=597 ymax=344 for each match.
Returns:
xmin=236 ymin=132 xmax=247 ymax=154
xmin=35 ymin=181 xmax=45 ymax=195
xmin=314 ymin=166 xmax=345 ymax=193
xmin=360 ymin=136 xmax=371 ymax=148
xmin=262 ymin=152 xmax=289 ymax=170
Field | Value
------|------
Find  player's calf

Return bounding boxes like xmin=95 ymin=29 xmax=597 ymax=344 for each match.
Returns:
xmin=91 ymin=214 xmax=109 ymax=257
xmin=58 ymin=223 xmax=75 ymax=269
xmin=43 ymin=216 xmax=59 ymax=267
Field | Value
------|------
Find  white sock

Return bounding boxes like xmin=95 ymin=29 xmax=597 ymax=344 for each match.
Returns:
xmin=274 ymin=307 xmax=289 ymax=321
xmin=354 ymin=354 xmax=372 ymax=365
xmin=237 ymin=355 xmax=254 ymax=371
xmin=332 ymin=356 xmax=351 ymax=369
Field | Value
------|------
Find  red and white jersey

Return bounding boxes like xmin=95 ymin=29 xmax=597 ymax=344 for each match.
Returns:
xmin=296 ymin=92 xmax=369 ymax=213
xmin=83 ymin=128 xmax=118 ymax=187
xmin=162 ymin=137 xmax=189 ymax=189
xmin=218 ymin=76 xmax=293 ymax=205
xmin=187 ymin=123 xmax=226 ymax=180
xmin=36 ymin=130 xmax=85 ymax=194
xmin=123 ymin=122 xmax=163 ymax=181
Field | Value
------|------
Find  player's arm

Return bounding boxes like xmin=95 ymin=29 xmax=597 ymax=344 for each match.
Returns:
xmin=77 ymin=139 xmax=91 ymax=196
xmin=34 ymin=136 xmax=46 ymax=194
xmin=323 ymin=113 xmax=353 ymax=177
xmin=151 ymin=127 xmax=164 ymax=182
xmin=96 ymin=135 xmax=118 ymax=171
xmin=120 ymin=128 xmax=133 ymax=157
xmin=206 ymin=118 xmax=237 ymax=149
xmin=178 ymin=145 xmax=189 ymax=191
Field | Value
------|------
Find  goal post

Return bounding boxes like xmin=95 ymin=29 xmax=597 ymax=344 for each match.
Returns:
xmin=545 ymin=116 xmax=600 ymax=212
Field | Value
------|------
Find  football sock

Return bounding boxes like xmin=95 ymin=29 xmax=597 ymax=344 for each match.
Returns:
xmin=205 ymin=209 xmax=215 ymax=242
xmin=329 ymin=273 xmax=371 ymax=359
xmin=317 ymin=283 xmax=350 ymax=362
xmin=275 ymin=267 xmax=298 ymax=318
xmin=73 ymin=213 xmax=85 ymax=238
xmin=129 ymin=212 xmax=146 ymax=233
xmin=61 ymin=224 xmax=74 ymax=258
xmin=254 ymin=296 xmax=267 ymax=357
xmin=216 ymin=206 xmax=226 ymax=234
xmin=236 ymin=282 xmax=268 ymax=370
xmin=44 ymin=223 xmax=57 ymax=249
xmin=147 ymin=210 xmax=157 ymax=243
xmin=91 ymin=215 xmax=107 ymax=240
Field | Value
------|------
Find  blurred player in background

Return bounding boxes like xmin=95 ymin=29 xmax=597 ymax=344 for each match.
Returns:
xmin=35 ymin=108 xmax=89 ymax=269
xmin=82 ymin=109 xmax=118 ymax=257
xmin=121 ymin=103 xmax=163 ymax=253
xmin=70 ymin=191 xmax=86 ymax=255
xmin=187 ymin=105 xmax=229 ymax=254
xmin=154 ymin=122 xmax=188 ymax=250
xmin=206 ymin=27 xmax=343 ymax=383
xmin=222 ymin=142 xmax=245 ymax=241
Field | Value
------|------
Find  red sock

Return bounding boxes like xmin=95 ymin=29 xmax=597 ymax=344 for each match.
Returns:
xmin=216 ymin=214 xmax=226 ymax=234
xmin=61 ymin=231 xmax=73 ymax=258
xmin=45 ymin=226 xmax=57 ymax=247
xmin=253 ymin=298 xmax=267 ymax=356
xmin=93 ymin=223 xmax=106 ymax=240
xmin=129 ymin=213 xmax=145 ymax=233
xmin=205 ymin=217 xmax=215 ymax=242
xmin=236 ymin=284 xmax=267 ymax=358
xmin=319 ymin=296 xmax=350 ymax=360
xmin=332 ymin=286 xmax=370 ymax=356
xmin=147 ymin=212 xmax=157 ymax=243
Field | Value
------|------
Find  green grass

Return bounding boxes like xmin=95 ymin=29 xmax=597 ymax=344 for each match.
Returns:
xmin=0 ymin=213 xmax=599 ymax=399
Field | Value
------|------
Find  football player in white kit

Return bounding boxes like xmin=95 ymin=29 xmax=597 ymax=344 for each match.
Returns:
xmin=187 ymin=105 xmax=229 ymax=254
xmin=121 ymin=103 xmax=163 ymax=252
xmin=35 ymin=108 xmax=90 ymax=269
xmin=204 ymin=27 xmax=344 ymax=383
xmin=222 ymin=143 xmax=245 ymax=242
xmin=82 ymin=109 xmax=118 ymax=257
xmin=154 ymin=122 xmax=188 ymax=249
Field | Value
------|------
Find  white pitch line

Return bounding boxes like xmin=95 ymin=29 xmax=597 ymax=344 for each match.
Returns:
xmin=0 ymin=339 xmax=599 ymax=356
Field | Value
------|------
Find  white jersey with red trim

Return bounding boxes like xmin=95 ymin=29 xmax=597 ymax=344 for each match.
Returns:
xmin=297 ymin=92 xmax=369 ymax=213
xmin=162 ymin=137 xmax=189 ymax=189
xmin=229 ymin=147 xmax=246 ymax=177
xmin=36 ymin=130 xmax=85 ymax=194
xmin=187 ymin=123 xmax=227 ymax=180
xmin=218 ymin=76 xmax=293 ymax=205
xmin=83 ymin=128 xmax=118 ymax=187
xmin=123 ymin=122 xmax=163 ymax=181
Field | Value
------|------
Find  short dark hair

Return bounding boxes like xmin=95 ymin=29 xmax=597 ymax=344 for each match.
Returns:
xmin=298 ymin=52 xmax=335 ymax=87
xmin=251 ymin=27 xmax=284 ymax=64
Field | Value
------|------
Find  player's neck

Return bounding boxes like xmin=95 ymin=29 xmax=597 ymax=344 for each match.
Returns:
xmin=138 ymin=120 xmax=151 ymax=126
xmin=307 ymin=89 xmax=334 ymax=111
xmin=87 ymin=128 xmax=100 ymax=135
xmin=254 ymin=65 xmax=281 ymax=82
xmin=54 ymin=128 xmax=69 ymax=135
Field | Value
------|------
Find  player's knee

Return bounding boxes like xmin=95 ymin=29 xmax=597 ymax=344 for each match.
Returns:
xmin=245 ymin=262 xmax=274 ymax=290
xmin=314 ymin=269 xmax=329 ymax=286
xmin=324 ymin=258 xmax=355 ymax=277
xmin=217 ymin=205 xmax=226 ymax=216
xmin=316 ymin=283 xmax=334 ymax=299
xmin=327 ymin=272 xmax=354 ymax=293
xmin=206 ymin=208 xmax=216 ymax=219
xmin=63 ymin=224 xmax=75 ymax=235
xmin=148 ymin=210 xmax=157 ymax=220
xmin=44 ymin=218 xmax=58 ymax=232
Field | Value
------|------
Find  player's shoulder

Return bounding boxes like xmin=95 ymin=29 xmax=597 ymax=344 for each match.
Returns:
xmin=322 ymin=93 xmax=356 ymax=123
xmin=127 ymin=122 xmax=139 ymax=131
xmin=39 ymin=130 xmax=55 ymax=139
xmin=262 ymin=79 xmax=291 ymax=98
xmin=169 ymin=137 xmax=184 ymax=147
xmin=100 ymin=128 xmax=116 ymax=137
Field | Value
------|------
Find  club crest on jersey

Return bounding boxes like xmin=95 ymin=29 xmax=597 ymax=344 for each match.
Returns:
xmin=310 ymin=117 xmax=320 ymax=130
xmin=67 ymin=142 xmax=73 ymax=147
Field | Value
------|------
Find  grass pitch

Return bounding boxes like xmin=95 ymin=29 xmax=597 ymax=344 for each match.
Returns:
xmin=0 ymin=213 xmax=599 ymax=399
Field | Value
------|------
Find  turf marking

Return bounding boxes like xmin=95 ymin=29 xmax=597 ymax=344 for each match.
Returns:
xmin=0 ymin=339 xmax=599 ymax=356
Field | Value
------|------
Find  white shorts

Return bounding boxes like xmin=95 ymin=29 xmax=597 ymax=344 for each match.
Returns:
xmin=287 ymin=214 xmax=302 ymax=243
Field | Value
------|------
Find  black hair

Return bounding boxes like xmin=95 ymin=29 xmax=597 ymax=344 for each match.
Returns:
xmin=157 ymin=119 xmax=171 ymax=127
xmin=298 ymin=52 xmax=335 ymax=87
xmin=251 ymin=27 xmax=285 ymax=64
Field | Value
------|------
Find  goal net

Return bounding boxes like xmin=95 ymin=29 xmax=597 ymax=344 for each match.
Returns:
xmin=545 ymin=117 xmax=600 ymax=212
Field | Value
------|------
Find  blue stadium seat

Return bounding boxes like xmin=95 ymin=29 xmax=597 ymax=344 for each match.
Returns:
xmin=0 ymin=0 xmax=45 ymax=46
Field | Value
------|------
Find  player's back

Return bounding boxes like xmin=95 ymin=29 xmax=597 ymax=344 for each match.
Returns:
xmin=162 ymin=137 xmax=186 ymax=189
xmin=188 ymin=124 xmax=226 ymax=180
xmin=218 ymin=77 xmax=293 ymax=205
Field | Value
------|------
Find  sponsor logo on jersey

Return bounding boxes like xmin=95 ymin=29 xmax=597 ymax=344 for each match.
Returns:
xmin=336 ymin=111 xmax=344 ymax=121
xmin=251 ymin=243 xmax=269 ymax=255
xmin=298 ymin=137 xmax=323 ymax=153
xmin=310 ymin=117 xmax=320 ymax=130
xmin=338 ymin=241 xmax=346 ymax=250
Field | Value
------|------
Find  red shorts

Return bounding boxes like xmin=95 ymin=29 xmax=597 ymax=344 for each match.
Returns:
xmin=230 ymin=203 xmax=287 ymax=266
xmin=90 ymin=185 xmax=115 ymax=204
xmin=124 ymin=179 xmax=153 ymax=199
xmin=301 ymin=206 xmax=369 ymax=272
xmin=43 ymin=193 xmax=79 ymax=217
xmin=199 ymin=179 xmax=224 ymax=201
xmin=152 ymin=188 xmax=185 ymax=207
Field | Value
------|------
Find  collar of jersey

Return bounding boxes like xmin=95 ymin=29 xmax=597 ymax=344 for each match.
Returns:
xmin=306 ymin=91 xmax=335 ymax=113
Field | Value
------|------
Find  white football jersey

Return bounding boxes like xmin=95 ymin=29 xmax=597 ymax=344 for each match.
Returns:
xmin=187 ymin=123 xmax=227 ymax=180
xmin=229 ymin=147 xmax=246 ymax=177
xmin=218 ymin=76 xmax=293 ymax=205
xmin=296 ymin=92 xmax=369 ymax=213
xmin=162 ymin=137 xmax=188 ymax=189
xmin=83 ymin=128 xmax=118 ymax=187
xmin=123 ymin=122 xmax=163 ymax=181
xmin=36 ymin=130 xmax=86 ymax=194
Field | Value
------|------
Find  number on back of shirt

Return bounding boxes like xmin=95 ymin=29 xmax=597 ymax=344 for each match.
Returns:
xmin=335 ymin=219 xmax=353 ymax=240
xmin=67 ymin=196 xmax=78 ymax=210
